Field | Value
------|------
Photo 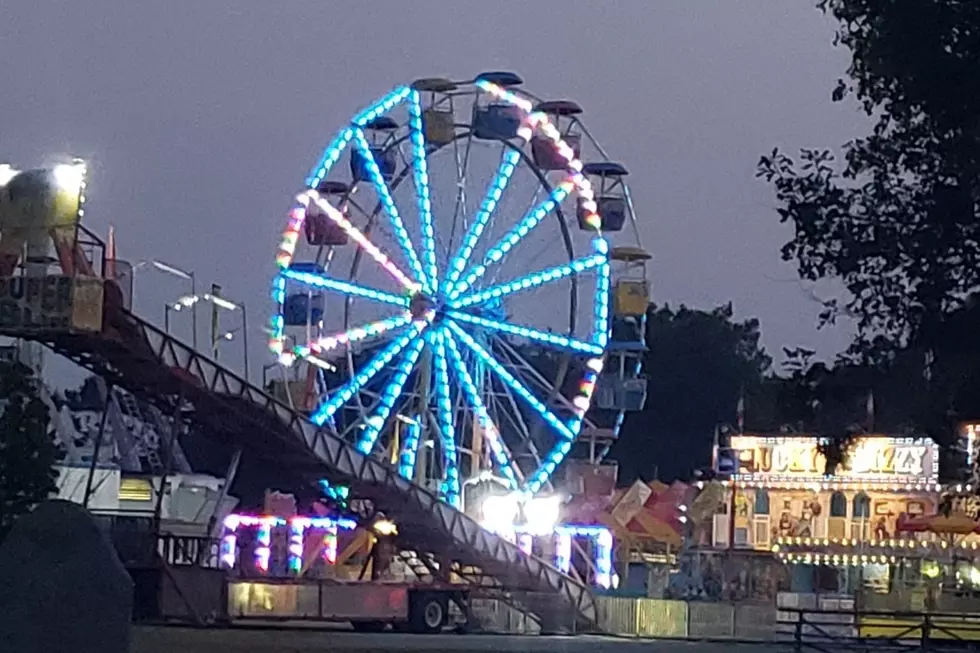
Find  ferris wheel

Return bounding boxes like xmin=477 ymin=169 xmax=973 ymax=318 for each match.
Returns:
xmin=271 ymin=72 xmax=649 ymax=510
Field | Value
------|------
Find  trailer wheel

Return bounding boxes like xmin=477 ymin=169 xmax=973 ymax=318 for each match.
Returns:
xmin=410 ymin=593 xmax=446 ymax=634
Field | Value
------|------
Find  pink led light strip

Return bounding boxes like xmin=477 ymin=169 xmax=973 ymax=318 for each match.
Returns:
xmin=477 ymin=81 xmax=601 ymax=231
xmin=297 ymin=191 xmax=420 ymax=293
xmin=307 ymin=312 xmax=413 ymax=356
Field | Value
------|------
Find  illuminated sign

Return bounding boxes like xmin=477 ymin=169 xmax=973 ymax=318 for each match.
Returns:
xmin=727 ymin=435 xmax=938 ymax=485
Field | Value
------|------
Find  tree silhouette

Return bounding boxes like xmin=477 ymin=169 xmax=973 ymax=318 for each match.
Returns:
xmin=611 ymin=303 xmax=771 ymax=482
xmin=0 ymin=361 xmax=61 ymax=540
xmin=757 ymin=1 xmax=980 ymax=350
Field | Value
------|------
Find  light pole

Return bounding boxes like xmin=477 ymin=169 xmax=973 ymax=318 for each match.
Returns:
xmin=151 ymin=260 xmax=198 ymax=350
xmin=203 ymin=285 xmax=249 ymax=382
xmin=131 ymin=259 xmax=198 ymax=349
xmin=164 ymin=294 xmax=200 ymax=336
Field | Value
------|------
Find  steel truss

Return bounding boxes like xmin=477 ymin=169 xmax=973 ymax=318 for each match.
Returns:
xmin=3 ymin=294 xmax=596 ymax=630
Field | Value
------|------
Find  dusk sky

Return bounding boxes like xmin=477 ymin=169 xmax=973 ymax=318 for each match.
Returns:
xmin=2 ymin=1 xmax=870 ymax=381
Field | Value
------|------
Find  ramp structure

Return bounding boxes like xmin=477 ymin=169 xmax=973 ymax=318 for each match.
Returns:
xmin=0 ymin=274 xmax=597 ymax=630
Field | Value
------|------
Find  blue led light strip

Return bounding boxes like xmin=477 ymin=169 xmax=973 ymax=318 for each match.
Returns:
xmin=310 ymin=322 xmax=425 ymax=426
xmin=443 ymin=149 xmax=522 ymax=297
xmin=352 ymin=128 xmax=428 ymax=292
xmin=592 ymin=238 xmax=611 ymax=349
xmin=355 ymin=335 xmax=427 ymax=455
xmin=450 ymin=183 xmax=572 ymax=300
xmin=271 ymin=274 xmax=288 ymax=348
xmin=305 ymin=128 xmax=354 ymax=189
xmin=408 ymin=90 xmax=439 ymax=294
xmin=305 ymin=86 xmax=411 ymax=189
xmin=398 ymin=417 xmax=422 ymax=480
xmin=443 ymin=330 xmax=520 ymax=491
xmin=351 ymin=86 xmax=412 ymax=128
xmin=447 ymin=321 xmax=576 ymax=443
xmin=447 ymin=310 xmax=603 ymax=356
xmin=431 ymin=329 xmax=461 ymax=507
xmin=282 ymin=268 xmax=409 ymax=308
xmin=450 ymin=253 xmax=607 ymax=310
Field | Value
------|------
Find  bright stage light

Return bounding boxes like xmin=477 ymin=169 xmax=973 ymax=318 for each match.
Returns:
xmin=481 ymin=493 xmax=519 ymax=534
xmin=0 ymin=164 xmax=18 ymax=187
xmin=52 ymin=161 xmax=86 ymax=193
xmin=523 ymin=495 xmax=562 ymax=536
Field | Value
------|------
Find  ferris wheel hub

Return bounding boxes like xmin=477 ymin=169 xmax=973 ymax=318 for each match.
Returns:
xmin=409 ymin=291 xmax=438 ymax=321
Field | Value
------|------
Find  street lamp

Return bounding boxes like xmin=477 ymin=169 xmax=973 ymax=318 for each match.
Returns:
xmin=164 ymin=294 xmax=200 ymax=333
xmin=131 ymin=259 xmax=198 ymax=349
xmin=202 ymin=286 xmax=249 ymax=382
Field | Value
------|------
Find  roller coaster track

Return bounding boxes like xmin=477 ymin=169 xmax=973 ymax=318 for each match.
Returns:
xmin=3 ymin=280 xmax=597 ymax=631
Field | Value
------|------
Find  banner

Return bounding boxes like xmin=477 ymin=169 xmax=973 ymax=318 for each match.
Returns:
xmin=0 ymin=275 xmax=103 ymax=332
xmin=611 ymin=479 xmax=653 ymax=528
xmin=725 ymin=435 xmax=938 ymax=484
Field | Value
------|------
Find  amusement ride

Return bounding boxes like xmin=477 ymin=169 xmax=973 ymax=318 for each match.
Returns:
xmin=271 ymin=72 xmax=649 ymax=526
xmin=0 ymin=71 xmax=650 ymax=630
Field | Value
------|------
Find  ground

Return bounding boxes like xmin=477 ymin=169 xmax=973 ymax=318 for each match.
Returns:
xmin=132 ymin=627 xmax=793 ymax=653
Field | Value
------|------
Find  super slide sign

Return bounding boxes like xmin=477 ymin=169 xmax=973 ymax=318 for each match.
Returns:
xmin=0 ymin=276 xmax=103 ymax=332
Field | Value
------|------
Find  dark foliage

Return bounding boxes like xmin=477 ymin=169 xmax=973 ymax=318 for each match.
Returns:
xmin=612 ymin=303 xmax=771 ymax=482
xmin=0 ymin=361 xmax=62 ymax=540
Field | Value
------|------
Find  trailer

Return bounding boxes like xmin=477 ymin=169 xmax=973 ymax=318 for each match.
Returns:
xmin=324 ymin=582 xmax=468 ymax=633
xmin=227 ymin=579 xmax=470 ymax=633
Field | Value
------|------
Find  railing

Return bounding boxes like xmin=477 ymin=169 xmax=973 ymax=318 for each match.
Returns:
xmin=780 ymin=607 xmax=980 ymax=652
xmin=93 ymin=516 xmax=221 ymax=569
xmin=157 ymin=534 xmax=221 ymax=569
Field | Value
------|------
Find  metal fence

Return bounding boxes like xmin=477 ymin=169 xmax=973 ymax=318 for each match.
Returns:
xmin=779 ymin=608 xmax=980 ymax=652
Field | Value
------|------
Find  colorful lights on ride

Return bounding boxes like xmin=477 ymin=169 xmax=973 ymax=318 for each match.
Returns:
xmin=270 ymin=77 xmax=615 ymax=499
xmin=431 ymin=329 xmax=461 ymax=507
xmin=220 ymin=513 xmax=357 ymax=573
xmin=297 ymin=191 xmax=420 ymax=293
xmin=407 ymin=90 xmax=439 ymax=294
xmin=449 ymin=181 xmax=574 ymax=300
xmin=355 ymin=335 xmax=428 ymax=455
xmin=443 ymin=146 xmax=524 ymax=297
xmin=398 ymin=417 xmax=422 ymax=481
xmin=478 ymin=492 xmax=615 ymax=589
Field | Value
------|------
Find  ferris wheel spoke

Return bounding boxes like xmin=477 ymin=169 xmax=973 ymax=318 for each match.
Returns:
xmin=354 ymin=334 xmax=427 ymax=455
xmin=397 ymin=416 xmax=423 ymax=480
xmin=408 ymin=90 xmax=440 ymax=294
xmin=443 ymin=330 xmax=521 ymax=491
xmin=352 ymin=128 xmax=430 ymax=292
xmin=444 ymin=146 xmax=526 ymax=297
xmin=446 ymin=310 xmax=604 ymax=357
xmin=449 ymin=246 xmax=607 ymax=310
xmin=305 ymin=86 xmax=411 ymax=189
xmin=429 ymin=329 xmax=461 ymax=507
xmin=446 ymin=321 xmax=576 ymax=445
xmin=449 ymin=180 xmax=574 ymax=300
xmin=310 ymin=322 xmax=426 ymax=426
xmin=281 ymin=268 xmax=410 ymax=309
xmin=308 ymin=312 xmax=414 ymax=356
xmin=298 ymin=192 xmax=420 ymax=293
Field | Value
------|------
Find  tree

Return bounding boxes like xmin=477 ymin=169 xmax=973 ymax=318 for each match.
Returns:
xmin=611 ymin=303 xmax=772 ymax=482
xmin=0 ymin=361 xmax=61 ymax=540
xmin=757 ymin=1 xmax=980 ymax=350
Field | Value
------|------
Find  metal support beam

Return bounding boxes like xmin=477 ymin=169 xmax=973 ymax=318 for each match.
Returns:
xmin=208 ymin=447 xmax=242 ymax=537
xmin=82 ymin=382 xmax=113 ymax=509
xmin=153 ymin=390 xmax=184 ymax=535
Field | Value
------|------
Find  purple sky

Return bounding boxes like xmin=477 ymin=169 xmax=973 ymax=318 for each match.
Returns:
xmin=1 ymin=1 xmax=869 ymax=379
